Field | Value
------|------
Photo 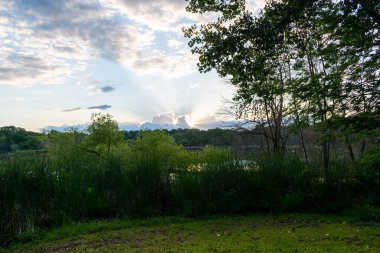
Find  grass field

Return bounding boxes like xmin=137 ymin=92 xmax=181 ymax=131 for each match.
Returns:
xmin=2 ymin=212 xmax=380 ymax=253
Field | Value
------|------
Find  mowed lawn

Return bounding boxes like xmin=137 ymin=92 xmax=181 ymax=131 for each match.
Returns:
xmin=4 ymin=214 xmax=380 ymax=253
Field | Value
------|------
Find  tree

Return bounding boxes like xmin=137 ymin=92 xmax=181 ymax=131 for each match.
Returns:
xmin=85 ymin=113 xmax=124 ymax=159
xmin=47 ymin=129 xmax=86 ymax=165
xmin=184 ymin=0 xmax=295 ymax=154
xmin=329 ymin=0 xmax=380 ymax=156
xmin=184 ymin=0 xmax=379 ymax=166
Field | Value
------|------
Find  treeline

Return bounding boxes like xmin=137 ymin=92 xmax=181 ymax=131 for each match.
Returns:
xmin=2 ymin=124 xmax=376 ymax=161
xmin=125 ymin=128 xmax=254 ymax=147
xmin=0 ymin=126 xmax=267 ymax=153
xmin=0 ymin=126 xmax=254 ymax=154
xmin=0 ymin=126 xmax=44 ymax=153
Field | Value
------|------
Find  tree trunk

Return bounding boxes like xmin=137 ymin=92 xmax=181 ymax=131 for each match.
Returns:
xmin=300 ymin=130 xmax=309 ymax=165
xmin=322 ymin=142 xmax=329 ymax=169
xmin=360 ymin=139 xmax=366 ymax=156
xmin=345 ymin=135 xmax=355 ymax=162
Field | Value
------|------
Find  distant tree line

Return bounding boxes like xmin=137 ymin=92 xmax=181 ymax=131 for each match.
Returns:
xmin=0 ymin=125 xmax=255 ymax=154
xmin=0 ymin=126 xmax=44 ymax=153
xmin=124 ymin=128 xmax=253 ymax=147
xmin=1 ymin=123 xmax=377 ymax=160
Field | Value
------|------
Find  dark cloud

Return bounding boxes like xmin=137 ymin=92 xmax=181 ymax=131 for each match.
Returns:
xmin=62 ymin=107 xmax=82 ymax=112
xmin=87 ymin=105 xmax=112 ymax=110
xmin=100 ymin=86 xmax=115 ymax=93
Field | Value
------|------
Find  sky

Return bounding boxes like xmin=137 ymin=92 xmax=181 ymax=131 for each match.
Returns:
xmin=0 ymin=0 xmax=264 ymax=132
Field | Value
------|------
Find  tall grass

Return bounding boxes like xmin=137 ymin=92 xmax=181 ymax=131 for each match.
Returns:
xmin=0 ymin=131 xmax=379 ymax=244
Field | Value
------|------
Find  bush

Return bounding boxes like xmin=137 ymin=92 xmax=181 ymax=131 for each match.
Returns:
xmin=354 ymin=148 xmax=380 ymax=205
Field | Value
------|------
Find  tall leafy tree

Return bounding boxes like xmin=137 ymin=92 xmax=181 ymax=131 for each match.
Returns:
xmin=184 ymin=0 xmax=296 ymax=153
xmin=85 ymin=113 xmax=124 ymax=159
xmin=185 ymin=0 xmax=379 ymax=165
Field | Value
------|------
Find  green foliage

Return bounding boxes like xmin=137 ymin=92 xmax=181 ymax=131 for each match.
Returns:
xmin=359 ymin=148 xmax=380 ymax=170
xmin=1 ymin=114 xmax=379 ymax=246
xmin=131 ymin=130 xmax=183 ymax=168
xmin=85 ymin=113 xmax=124 ymax=159
xmin=122 ymin=128 xmax=249 ymax=148
xmin=184 ymin=0 xmax=379 ymax=163
xmin=0 ymin=158 xmax=55 ymax=237
xmin=354 ymin=147 xmax=380 ymax=205
xmin=47 ymin=130 xmax=87 ymax=166
xmin=0 ymin=126 xmax=44 ymax=153
xmin=124 ymin=130 xmax=186 ymax=216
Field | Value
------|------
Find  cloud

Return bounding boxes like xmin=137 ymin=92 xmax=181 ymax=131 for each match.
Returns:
xmin=0 ymin=49 xmax=79 ymax=86
xmin=42 ymin=111 xmax=237 ymax=132
xmin=84 ymin=84 xmax=116 ymax=94
xmin=41 ymin=124 xmax=87 ymax=132
xmin=81 ymin=80 xmax=118 ymax=94
xmin=152 ymin=112 xmax=175 ymax=125
xmin=0 ymin=1 xmax=145 ymax=85
xmin=62 ymin=107 xmax=82 ymax=112
xmin=194 ymin=121 xmax=232 ymax=130
xmin=1 ymin=0 xmax=265 ymax=86
xmin=246 ymin=0 xmax=266 ymax=14
xmin=100 ymin=85 xmax=115 ymax=93
xmin=146 ymin=112 xmax=190 ymax=129
xmin=134 ymin=112 xmax=240 ymax=130
xmin=168 ymin=38 xmax=183 ymax=49
xmin=138 ymin=112 xmax=223 ymax=130
xmin=61 ymin=104 xmax=112 ymax=112
xmin=87 ymin=105 xmax=112 ymax=110
xmin=104 ymin=0 xmax=187 ymax=32
xmin=193 ymin=114 xmax=235 ymax=129
xmin=0 ymin=0 xmax=200 ymax=85
xmin=104 ymin=0 xmax=266 ymax=32
xmin=0 ymin=1 xmax=96 ymax=85
xmin=138 ymin=112 xmax=179 ymax=130
xmin=175 ymin=115 xmax=190 ymax=129
xmin=189 ymin=82 xmax=201 ymax=89
xmin=130 ymin=49 xmax=196 ymax=78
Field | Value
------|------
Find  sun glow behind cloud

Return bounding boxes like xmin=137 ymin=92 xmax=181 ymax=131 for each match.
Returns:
xmin=0 ymin=0 xmax=264 ymax=131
